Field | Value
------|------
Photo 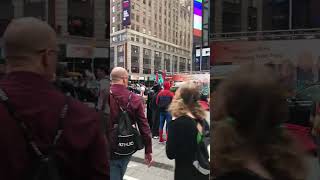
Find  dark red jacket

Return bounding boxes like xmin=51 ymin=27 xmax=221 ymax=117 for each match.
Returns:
xmin=198 ymin=100 xmax=209 ymax=111
xmin=109 ymin=84 xmax=152 ymax=156
xmin=0 ymin=72 xmax=109 ymax=180
xmin=285 ymin=123 xmax=317 ymax=154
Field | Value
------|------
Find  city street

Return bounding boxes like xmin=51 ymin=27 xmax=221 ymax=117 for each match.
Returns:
xmin=124 ymin=139 xmax=174 ymax=180
xmin=124 ymin=107 xmax=210 ymax=180
xmin=125 ymin=108 xmax=174 ymax=180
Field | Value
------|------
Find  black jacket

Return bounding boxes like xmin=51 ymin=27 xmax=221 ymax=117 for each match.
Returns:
xmin=166 ymin=115 xmax=209 ymax=180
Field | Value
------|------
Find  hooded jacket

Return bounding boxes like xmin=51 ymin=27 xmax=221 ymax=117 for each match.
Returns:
xmin=156 ymin=81 xmax=174 ymax=112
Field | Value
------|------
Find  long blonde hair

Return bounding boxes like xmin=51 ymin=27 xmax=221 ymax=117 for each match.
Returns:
xmin=212 ymin=64 xmax=306 ymax=180
xmin=169 ymin=81 xmax=206 ymax=120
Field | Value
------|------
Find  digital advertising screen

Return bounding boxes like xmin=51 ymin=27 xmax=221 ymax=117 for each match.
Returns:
xmin=193 ymin=0 xmax=203 ymax=37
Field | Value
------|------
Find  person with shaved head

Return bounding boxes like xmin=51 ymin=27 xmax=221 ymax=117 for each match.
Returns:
xmin=0 ymin=17 xmax=109 ymax=179
xmin=109 ymin=67 xmax=153 ymax=179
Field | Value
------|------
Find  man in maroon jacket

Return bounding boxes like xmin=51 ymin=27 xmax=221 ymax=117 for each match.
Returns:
xmin=109 ymin=67 xmax=152 ymax=179
xmin=0 ymin=17 xmax=109 ymax=180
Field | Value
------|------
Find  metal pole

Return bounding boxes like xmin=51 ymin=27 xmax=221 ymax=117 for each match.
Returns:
xmin=91 ymin=57 xmax=94 ymax=73
xmin=289 ymin=0 xmax=292 ymax=30
xmin=199 ymin=0 xmax=204 ymax=72
xmin=200 ymin=43 xmax=203 ymax=72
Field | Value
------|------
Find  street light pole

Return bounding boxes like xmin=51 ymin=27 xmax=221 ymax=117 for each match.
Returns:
xmin=91 ymin=38 xmax=96 ymax=73
xmin=289 ymin=0 xmax=292 ymax=30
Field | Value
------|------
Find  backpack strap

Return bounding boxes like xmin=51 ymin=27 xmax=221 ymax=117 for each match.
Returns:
xmin=110 ymin=90 xmax=132 ymax=112
xmin=0 ymin=87 xmax=69 ymax=160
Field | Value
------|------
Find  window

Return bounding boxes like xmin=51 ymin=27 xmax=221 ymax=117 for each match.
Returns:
xmin=131 ymin=45 xmax=140 ymax=73
xmin=136 ymin=15 xmax=140 ymax=22
xmin=143 ymin=49 xmax=151 ymax=74
xmin=67 ymin=1 xmax=94 ymax=37
xmin=154 ymin=51 xmax=162 ymax=72
xmin=143 ymin=18 xmax=146 ymax=24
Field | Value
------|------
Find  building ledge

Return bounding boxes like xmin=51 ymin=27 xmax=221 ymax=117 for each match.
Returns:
xmin=210 ymin=28 xmax=320 ymax=41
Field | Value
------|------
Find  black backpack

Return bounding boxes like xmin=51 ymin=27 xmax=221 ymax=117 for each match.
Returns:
xmin=110 ymin=91 xmax=144 ymax=158
xmin=0 ymin=88 xmax=69 ymax=180
xmin=193 ymin=120 xmax=210 ymax=177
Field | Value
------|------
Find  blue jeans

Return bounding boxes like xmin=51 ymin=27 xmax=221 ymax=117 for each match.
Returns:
xmin=159 ymin=111 xmax=172 ymax=131
xmin=110 ymin=156 xmax=131 ymax=180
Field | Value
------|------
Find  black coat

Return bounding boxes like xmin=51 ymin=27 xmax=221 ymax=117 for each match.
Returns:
xmin=150 ymin=91 xmax=160 ymax=136
xmin=147 ymin=90 xmax=155 ymax=127
xmin=166 ymin=115 xmax=209 ymax=180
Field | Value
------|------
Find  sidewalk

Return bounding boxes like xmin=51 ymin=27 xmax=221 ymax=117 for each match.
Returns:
xmin=124 ymin=138 xmax=174 ymax=180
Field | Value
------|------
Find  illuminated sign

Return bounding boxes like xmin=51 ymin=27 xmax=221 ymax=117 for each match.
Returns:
xmin=122 ymin=0 xmax=131 ymax=26
xmin=193 ymin=0 xmax=202 ymax=37
xmin=196 ymin=48 xmax=211 ymax=57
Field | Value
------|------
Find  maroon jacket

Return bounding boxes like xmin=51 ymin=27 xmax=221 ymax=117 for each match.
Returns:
xmin=109 ymin=84 xmax=152 ymax=157
xmin=0 ymin=72 xmax=109 ymax=180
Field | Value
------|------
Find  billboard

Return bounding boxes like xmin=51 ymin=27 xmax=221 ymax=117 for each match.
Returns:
xmin=66 ymin=44 xmax=93 ymax=58
xmin=212 ymin=39 xmax=320 ymax=90
xmin=193 ymin=0 xmax=202 ymax=37
xmin=196 ymin=48 xmax=210 ymax=57
xmin=212 ymin=39 xmax=320 ymax=66
xmin=122 ymin=0 xmax=131 ymax=26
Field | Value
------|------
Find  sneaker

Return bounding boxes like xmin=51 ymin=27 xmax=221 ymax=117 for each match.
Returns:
xmin=153 ymin=136 xmax=159 ymax=139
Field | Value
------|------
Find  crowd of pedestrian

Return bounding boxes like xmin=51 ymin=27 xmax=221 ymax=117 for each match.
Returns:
xmin=8 ymin=16 xmax=320 ymax=180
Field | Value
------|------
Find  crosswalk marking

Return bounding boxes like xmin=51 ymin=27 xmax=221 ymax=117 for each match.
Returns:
xmin=123 ymin=175 xmax=139 ymax=180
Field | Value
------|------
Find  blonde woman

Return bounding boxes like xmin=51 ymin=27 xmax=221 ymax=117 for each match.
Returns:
xmin=166 ymin=81 xmax=209 ymax=180
xmin=212 ymin=65 xmax=307 ymax=180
